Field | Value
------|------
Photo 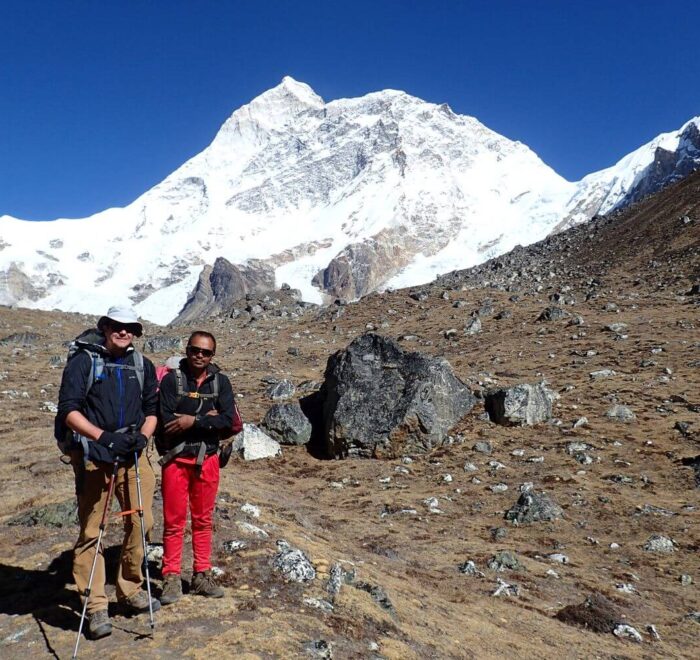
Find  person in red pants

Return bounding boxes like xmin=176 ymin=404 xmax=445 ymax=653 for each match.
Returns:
xmin=157 ymin=330 xmax=242 ymax=604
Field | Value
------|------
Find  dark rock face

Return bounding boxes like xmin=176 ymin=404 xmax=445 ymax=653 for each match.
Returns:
xmin=261 ymin=403 xmax=312 ymax=445
xmin=143 ymin=336 xmax=183 ymax=354
xmin=624 ymin=122 xmax=700 ymax=207
xmin=505 ymin=490 xmax=563 ymax=524
xmin=484 ymin=383 xmax=556 ymax=426
xmin=312 ymin=238 xmax=399 ymax=301
xmin=174 ymin=257 xmax=275 ymax=324
xmin=313 ymin=333 xmax=476 ymax=458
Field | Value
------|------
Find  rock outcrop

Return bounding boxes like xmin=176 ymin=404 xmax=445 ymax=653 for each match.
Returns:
xmin=174 ymin=257 xmax=275 ymax=324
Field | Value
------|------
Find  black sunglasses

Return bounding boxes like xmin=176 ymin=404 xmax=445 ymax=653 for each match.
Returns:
xmin=108 ymin=321 xmax=140 ymax=335
xmin=186 ymin=345 xmax=214 ymax=358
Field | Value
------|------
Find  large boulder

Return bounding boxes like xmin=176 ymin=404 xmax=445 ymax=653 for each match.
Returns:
xmin=261 ymin=403 xmax=312 ymax=445
xmin=484 ymin=382 xmax=557 ymax=426
xmin=311 ymin=333 xmax=475 ymax=458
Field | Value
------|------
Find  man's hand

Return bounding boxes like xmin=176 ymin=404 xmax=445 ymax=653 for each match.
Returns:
xmin=130 ymin=432 xmax=148 ymax=452
xmin=97 ymin=431 xmax=134 ymax=458
xmin=164 ymin=414 xmax=196 ymax=437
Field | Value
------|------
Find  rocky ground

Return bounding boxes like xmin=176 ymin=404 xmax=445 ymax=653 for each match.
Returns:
xmin=0 ymin=173 xmax=698 ymax=658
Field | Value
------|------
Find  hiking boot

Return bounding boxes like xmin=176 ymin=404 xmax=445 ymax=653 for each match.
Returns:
xmin=88 ymin=609 xmax=112 ymax=640
xmin=191 ymin=570 xmax=224 ymax=598
xmin=160 ymin=573 xmax=183 ymax=606
xmin=121 ymin=589 xmax=161 ymax=614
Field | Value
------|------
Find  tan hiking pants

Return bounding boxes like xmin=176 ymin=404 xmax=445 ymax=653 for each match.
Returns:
xmin=71 ymin=451 xmax=155 ymax=614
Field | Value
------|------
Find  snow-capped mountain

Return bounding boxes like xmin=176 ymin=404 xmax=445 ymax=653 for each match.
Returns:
xmin=0 ymin=77 xmax=698 ymax=324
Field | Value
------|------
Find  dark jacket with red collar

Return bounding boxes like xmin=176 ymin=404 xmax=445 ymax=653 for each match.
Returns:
xmin=158 ymin=360 xmax=239 ymax=451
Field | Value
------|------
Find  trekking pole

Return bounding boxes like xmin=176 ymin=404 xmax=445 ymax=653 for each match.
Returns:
xmin=133 ymin=449 xmax=155 ymax=633
xmin=72 ymin=460 xmax=119 ymax=660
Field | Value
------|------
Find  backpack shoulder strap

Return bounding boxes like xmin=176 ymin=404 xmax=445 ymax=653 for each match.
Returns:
xmin=132 ymin=350 xmax=144 ymax=391
xmin=175 ymin=368 xmax=187 ymax=397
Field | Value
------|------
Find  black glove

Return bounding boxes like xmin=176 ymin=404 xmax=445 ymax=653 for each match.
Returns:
xmin=131 ymin=432 xmax=148 ymax=453
xmin=97 ymin=431 xmax=134 ymax=458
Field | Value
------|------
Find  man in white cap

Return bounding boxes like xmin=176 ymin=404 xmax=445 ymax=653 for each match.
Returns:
xmin=56 ymin=305 xmax=160 ymax=639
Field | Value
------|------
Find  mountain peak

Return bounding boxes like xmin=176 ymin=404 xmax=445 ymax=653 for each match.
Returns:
xmin=217 ymin=77 xmax=324 ymax=139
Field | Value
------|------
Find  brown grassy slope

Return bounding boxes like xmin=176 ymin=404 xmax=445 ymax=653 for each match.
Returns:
xmin=0 ymin=174 xmax=698 ymax=658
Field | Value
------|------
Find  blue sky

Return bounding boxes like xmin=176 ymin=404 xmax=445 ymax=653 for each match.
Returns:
xmin=2 ymin=0 xmax=698 ymax=220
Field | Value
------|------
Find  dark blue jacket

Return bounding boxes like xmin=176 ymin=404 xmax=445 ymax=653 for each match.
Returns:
xmin=57 ymin=346 xmax=157 ymax=432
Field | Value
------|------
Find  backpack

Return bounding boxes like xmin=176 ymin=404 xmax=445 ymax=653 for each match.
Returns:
xmin=54 ymin=328 xmax=144 ymax=457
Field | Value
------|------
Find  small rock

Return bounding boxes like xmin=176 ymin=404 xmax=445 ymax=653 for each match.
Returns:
xmin=590 ymin=369 xmax=616 ymax=380
xmin=613 ymin=624 xmax=643 ymax=643
xmin=235 ymin=521 xmax=269 ymax=538
xmin=241 ymin=503 xmax=261 ymax=518
xmin=492 ymin=577 xmax=519 ymax=597
xmin=643 ymin=535 xmax=676 ymax=553
xmin=488 ymin=551 xmax=522 ymax=571
xmin=222 ymin=540 xmax=248 ymax=553
xmin=232 ymin=424 xmax=282 ymax=461
xmin=464 ymin=317 xmax=482 ymax=335
xmin=490 ymin=483 xmax=508 ymax=493
xmin=680 ymin=574 xmax=693 ymax=586
xmin=605 ymin=405 xmax=636 ymax=423
xmin=458 ymin=560 xmax=484 ymax=577
xmin=505 ymin=490 xmax=563 ymax=524
xmin=473 ymin=441 xmax=492 ymax=455
xmin=303 ymin=597 xmax=334 ymax=613
xmin=273 ymin=540 xmax=316 ymax=583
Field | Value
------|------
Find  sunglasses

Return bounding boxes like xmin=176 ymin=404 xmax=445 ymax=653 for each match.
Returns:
xmin=108 ymin=322 xmax=140 ymax=335
xmin=186 ymin=345 xmax=215 ymax=358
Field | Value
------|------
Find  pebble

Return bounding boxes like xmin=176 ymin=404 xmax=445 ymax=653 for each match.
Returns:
xmin=490 ymin=483 xmax=508 ymax=493
xmin=680 ymin=574 xmax=693 ymax=586
xmin=464 ymin=462 xmax=478 ymax=472
xmin=548 ymin=553 xmax=568 ymax=564
xmin=442 ymin=474 xmax=453 ymax=483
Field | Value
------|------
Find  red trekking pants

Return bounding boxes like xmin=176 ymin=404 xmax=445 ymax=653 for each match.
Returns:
xmin=161 ymin=453 xmax=219 ymax=576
